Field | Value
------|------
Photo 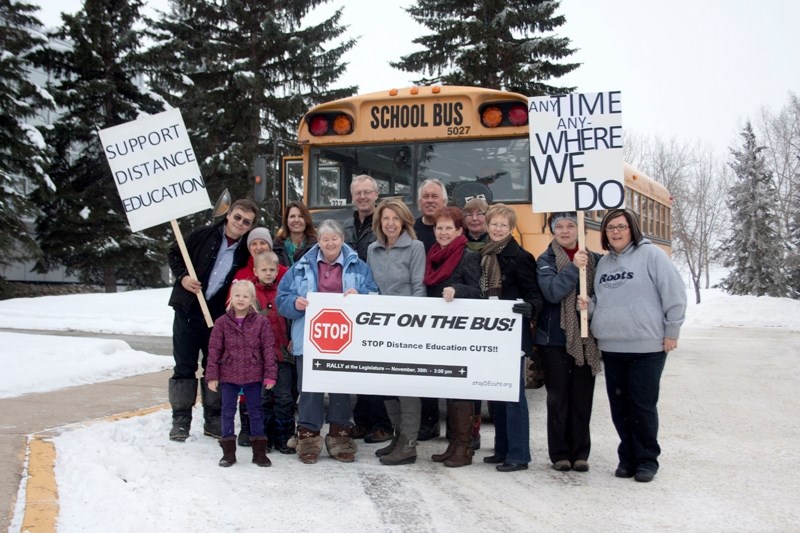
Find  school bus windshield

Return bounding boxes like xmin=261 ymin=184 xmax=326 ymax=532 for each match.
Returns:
xmin=306 ymin=137 xmax=531 ymax=209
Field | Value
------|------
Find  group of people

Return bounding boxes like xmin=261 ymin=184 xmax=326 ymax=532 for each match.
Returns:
xmin=166 ymin=176 xmax=686 ymax=483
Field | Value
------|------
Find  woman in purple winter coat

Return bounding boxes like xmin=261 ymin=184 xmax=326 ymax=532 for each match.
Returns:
xmin=206 ymin=280 xmax=278 ymax=468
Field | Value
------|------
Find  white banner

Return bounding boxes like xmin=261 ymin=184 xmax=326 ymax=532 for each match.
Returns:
xmin=301 ymin=292 xmax=524 ymax=401
xmin=98 ymin=108 xmax=211 ymax=232
xmin=528 ymin=91 xmax=625 ymax=212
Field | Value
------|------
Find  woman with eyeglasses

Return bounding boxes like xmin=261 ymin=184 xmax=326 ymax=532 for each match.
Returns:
xmin=273 ymin=201 xmax=317 ymax=267
xmin=580 ymin=208 xmax=686 ymax=483
xmin=535 ymin=211 xmax=601 ymax=474
xmin=462 ymin=197 xmax=489 ymax=252
xmin=479 ymin=203 xmax=543 ymax=472
xmin=424 ymin=206 xmax=482 ymax=468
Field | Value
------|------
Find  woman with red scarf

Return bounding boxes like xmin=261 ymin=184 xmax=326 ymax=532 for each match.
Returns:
xmin=424 ymin=206 xmax=482 ymax=467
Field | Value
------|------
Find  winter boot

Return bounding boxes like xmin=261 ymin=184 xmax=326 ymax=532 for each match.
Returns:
xmin=201 ymin=379 xmax=222 ymax=438
xmin=238 ymin=400 xmax=251 ymax=447
xmin=375 ymin=399 xmax=402 ymax=458
xmin=381 ymin=396 xmax=420 ymax=465
xmin=470 ymin=414 xmax=481 ymax=451
xmin=380 ymin=434 xmax=417 ymax=465
xmin=444 ymin=400 xmax=474 ymax=468
xmin=218 ymin=437 xmax=237 ymax=467
xmin=325 ymin=423 xmax=358 ymax=463
xmin=273 ymin=417 xmax=296 ymax=454
xmin=168 ymin=378 xmax=197 ymax=442
xmin=292 ymin=426 xmax=322 ymax=464
xmin=251 ymin=436 xmax=271 ymax=467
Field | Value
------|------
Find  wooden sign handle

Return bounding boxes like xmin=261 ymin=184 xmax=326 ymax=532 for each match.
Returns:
xmin=577 ymin=211 xmax=588 ymax=338
xmin=170 ymin=219 xmax=213 ymax=328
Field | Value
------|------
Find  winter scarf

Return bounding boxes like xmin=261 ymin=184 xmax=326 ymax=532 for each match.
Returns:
xmin=424 ymin=235 xmax=468 ymax=286
xmin=479 ymin=234 xmax=513 ymax=298
xmin=552 ymin=241 xmax=602 ymax=375
xmin=284 ymin=237 xmax=308 ymax=265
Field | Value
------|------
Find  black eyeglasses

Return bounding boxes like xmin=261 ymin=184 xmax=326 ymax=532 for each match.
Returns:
xmin=605 ymin=224 xmax=629 ymax=233
xmin=232 ymin=214 xmax=254 ymax=227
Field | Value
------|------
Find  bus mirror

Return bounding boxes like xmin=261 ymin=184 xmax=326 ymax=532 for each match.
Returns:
xmin=212 ymin=188 xmax=231 ymax=218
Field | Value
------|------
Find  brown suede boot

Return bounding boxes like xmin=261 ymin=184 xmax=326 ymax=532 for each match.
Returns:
xmin=251 ymin=436 xmax=271 ymax=467
xmin=294 ymin=427 xmax=322 ymax=464
xmin=432 ymin=399 xmax=457 ymax=462
xmin=326 ymin=423 xmax=358 ymax=462
xmin=218 ymin=437 xmax=237 ymax=467
xmin=444 ymin=400 xmax=474 ymax=468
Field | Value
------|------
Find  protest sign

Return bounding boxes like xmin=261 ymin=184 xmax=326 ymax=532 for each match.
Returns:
xmin=301 ymin=292 xmax=524 ymax=401
xmin=528 ymin=91 xmax=624 ymax=212
xmin=98 ymin=108 xmax=211 ymax=232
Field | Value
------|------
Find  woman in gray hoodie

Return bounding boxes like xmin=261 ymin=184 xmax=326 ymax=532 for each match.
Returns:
xmin=584 ymin=208 xmax=686 ymax=483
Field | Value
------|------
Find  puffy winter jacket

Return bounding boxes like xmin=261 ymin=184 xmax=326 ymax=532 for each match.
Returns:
xmin=276 ymin=243 xmax=378 ymax=356
xmin=206 ymin=309 xmax=278 ymax=385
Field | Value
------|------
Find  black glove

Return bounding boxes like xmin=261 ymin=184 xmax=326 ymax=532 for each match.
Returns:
xmin=512 ymin=301 xmax=532 ymax=318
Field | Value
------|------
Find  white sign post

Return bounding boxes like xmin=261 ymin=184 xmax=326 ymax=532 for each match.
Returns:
xmin=529 ymin=91 xmax=625 ymax=335
xmin=99 ymin=108 xmax=215 ymax=326
xmin=301 ymin=292 xmax=524 ymax=401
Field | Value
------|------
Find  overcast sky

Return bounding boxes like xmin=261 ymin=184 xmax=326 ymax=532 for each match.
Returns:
xmin=37 ymin=0 xmax=799 ymax=156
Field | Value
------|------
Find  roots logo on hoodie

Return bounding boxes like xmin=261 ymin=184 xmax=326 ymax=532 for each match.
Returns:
xmin=598 ymin=267 xmax=634 ymax=288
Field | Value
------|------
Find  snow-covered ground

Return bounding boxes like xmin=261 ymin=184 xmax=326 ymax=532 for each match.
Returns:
xmin=2 ymin=288 xmax=800 ymax=531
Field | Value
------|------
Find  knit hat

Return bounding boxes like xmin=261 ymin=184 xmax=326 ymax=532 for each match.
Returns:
xmin=247 ymin=227 xmax=273 ymax=250
xmin=549 ymin=211 xmax=578 ymax=233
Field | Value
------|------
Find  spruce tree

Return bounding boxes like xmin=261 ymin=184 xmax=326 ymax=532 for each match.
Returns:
xmin=0 ymin=0 xmax=52 ymax=272
xmin=719 ymin=122 xmax=787 ymax=297
xmin=144 ymin=0 xmax=356 ymax=228
xmin=391 ymin=0 xmax=579 ymax=95
xmin=32 ymin=0 xmax=168 ymax=292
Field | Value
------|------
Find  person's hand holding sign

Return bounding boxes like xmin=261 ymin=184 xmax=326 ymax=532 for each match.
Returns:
xmin=294 ymin=296 xmax=309 ymax=311
xmin=181 ymin=275 xmax=202 ymax=294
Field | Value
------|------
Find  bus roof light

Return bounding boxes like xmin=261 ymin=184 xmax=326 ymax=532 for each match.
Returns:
xmin=481 ymin=106 xmax=503 ymax=128
xmin=508 ymin=104 xmax=528 ymax=126
xmin=332 ymin=114 xmax=353 ymax=135
xmin=309 ymin=115 xmax=329 ymax=136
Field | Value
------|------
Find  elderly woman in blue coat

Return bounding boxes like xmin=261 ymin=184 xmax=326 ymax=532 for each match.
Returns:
xmin=276 ymin=219 xmax=378 ymax=464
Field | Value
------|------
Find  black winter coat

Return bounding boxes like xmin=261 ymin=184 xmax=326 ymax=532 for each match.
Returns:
xmin=425 ymin=248 xmax=482 ymax=299
xmin=491 ymin=238 xmax=543 ymax=356
xmin=168 ymin=220 xmax=251 ymax=318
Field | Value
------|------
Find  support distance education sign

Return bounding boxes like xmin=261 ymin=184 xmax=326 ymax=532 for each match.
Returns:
xmin=528 ymin=91 xmax=624 ymax=212
xmin=98 ymin=108 xmax=211 ymax=232
xmin=302 ymin=292 xmax=524 ymax=401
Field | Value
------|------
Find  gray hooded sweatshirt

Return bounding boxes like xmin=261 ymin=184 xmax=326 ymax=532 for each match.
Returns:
xmin=589 ymin=239 xmax=686 ymax=353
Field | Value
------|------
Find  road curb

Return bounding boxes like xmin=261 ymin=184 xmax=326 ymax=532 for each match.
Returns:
xmin=19 ymin=404 xmax=169 ymax=531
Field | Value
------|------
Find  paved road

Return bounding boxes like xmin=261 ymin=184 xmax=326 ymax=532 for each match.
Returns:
xmin=0 ymin=330 xmax=173 ymax=531
xmin=0 ymin=328 xmax=173 ymax=356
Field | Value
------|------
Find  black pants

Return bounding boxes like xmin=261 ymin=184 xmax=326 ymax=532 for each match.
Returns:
xmin=172 ymin=308 xmax=212 ymax=379
xmin=603 ymin=350 xmax=666 ymax=472
xmin=353 ymin=394 xmax=392 ymax=432
xmin=539 ymin=345 xmax=596 ymax=463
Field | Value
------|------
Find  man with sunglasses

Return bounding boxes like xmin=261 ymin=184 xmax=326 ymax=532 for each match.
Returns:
xmin=167 ymin=199 xmax=259 ymax=442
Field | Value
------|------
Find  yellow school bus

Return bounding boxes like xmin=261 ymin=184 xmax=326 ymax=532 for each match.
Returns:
xmin=282 ymin=86 xmax=671 ymax=256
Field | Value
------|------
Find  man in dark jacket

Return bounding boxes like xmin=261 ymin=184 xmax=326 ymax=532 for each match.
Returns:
xmin=342 ymin=175 xmax=392 ymax=443
xmin=412 ymin=179 xmax=449 ymax=441
xmin=167 ymin=199 xmax=258 ymax=442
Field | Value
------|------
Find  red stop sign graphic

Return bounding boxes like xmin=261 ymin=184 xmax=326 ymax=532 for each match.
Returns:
xmin=309 ymin=308 xmax=353 ymax=354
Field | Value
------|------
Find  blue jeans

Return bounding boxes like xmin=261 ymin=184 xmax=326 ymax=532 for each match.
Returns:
xmin=489 ymin=357 xmax=531 ymax=463
xmin=296 ymin=357 xmax=353 ymax=433
xmin=603 ymin=351 xmax=667 ymax=472
xmin=221 ymin=382 xmax=264 ymax=438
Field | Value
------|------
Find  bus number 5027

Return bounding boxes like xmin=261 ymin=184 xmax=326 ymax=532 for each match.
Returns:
xmin=447 ymin=126 xmax=470 ymax=136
